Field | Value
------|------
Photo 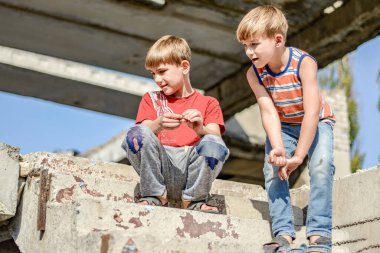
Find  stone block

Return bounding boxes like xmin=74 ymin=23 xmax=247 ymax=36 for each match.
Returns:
xmin=0 ymin=143 xmax=20 ymax=221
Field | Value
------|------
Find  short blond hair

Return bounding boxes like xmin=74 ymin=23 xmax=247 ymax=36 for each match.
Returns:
xmin=236 ymin=5 xmax=288 ymax=41
xmin=145 ymin=35 xmax=191 ymax=69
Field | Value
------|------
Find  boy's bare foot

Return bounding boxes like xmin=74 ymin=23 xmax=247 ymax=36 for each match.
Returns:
xmin=137 ymin=200 xmax=149 ymax=205
xmin=200 ymin=203 xmax=218 ymax=212
xmin=181 ymin=199 xmax=219 ymax=214
xmin=308 ymin=235 xmax=321 ymax=253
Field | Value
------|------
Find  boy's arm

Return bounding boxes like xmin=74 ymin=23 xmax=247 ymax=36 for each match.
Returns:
xmin=246 ymin=68 xmax=286 ymax=167
xmin=182 ymin=109 xmax=221 ymax=136
xmin=280 ymin=56 xmax=320 ymax=179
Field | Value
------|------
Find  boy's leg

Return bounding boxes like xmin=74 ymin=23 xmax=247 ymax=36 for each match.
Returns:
xmin=306 ymin=122 xmax=335 ymax=252
xmin=264 ymin=125 xmax=298 ymax=240
xmin=182 ymin=134 xmax=229 ymax=206
xmin=121 ymin=124 xmax=169 ymax=200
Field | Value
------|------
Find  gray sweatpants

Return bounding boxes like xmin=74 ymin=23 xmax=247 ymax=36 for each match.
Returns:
xmin=121 ymin=124 xmax=229 ymax=201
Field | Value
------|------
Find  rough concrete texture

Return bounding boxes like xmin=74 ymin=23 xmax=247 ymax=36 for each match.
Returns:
xmin=10 ymin=176 xmax=273 ymax=252
xmin=19 ymin=153 xmax=303 ymax=223
xmin=0 ymin=220 xmax=11 ymax=243
xmin=6 ymin=152 xmax=380 ymax=252
xmin=0 ymin=143 xmax=20 ymax=222
xmin=290 ymin=165 xmax=380 ymax=252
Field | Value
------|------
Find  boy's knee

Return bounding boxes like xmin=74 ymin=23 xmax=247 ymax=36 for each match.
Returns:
xmin=196 ymin=135 xmax=229 ymax=170
xmin=122 ymin=125 xmax=152 ymax=154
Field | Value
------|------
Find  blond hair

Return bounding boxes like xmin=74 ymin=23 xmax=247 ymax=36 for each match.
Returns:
xmin=145 ymin=35 xmax=191 ymax=69
xmin=236 ymin=5 xmax=288 ymax=41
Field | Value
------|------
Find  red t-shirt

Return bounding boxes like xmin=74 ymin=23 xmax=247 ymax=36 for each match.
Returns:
xmin=136 ymin=90 xmax=225 ymax=147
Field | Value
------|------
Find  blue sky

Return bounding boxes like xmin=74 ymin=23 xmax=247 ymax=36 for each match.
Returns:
xmin=1 ymin=36 xmax=379 ymax=168
xmin=351 ymin=36 xmax=380 ymax=168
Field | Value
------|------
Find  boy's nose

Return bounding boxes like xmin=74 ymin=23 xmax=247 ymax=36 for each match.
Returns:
xmin=154 ymin=75 xmax=162 ymax=84
xmin=245 ymin=47 xmax=254 ymax=56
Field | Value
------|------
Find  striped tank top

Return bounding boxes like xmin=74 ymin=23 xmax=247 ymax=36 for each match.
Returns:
xmin=253 ymin=47 xmax=335 ymax=125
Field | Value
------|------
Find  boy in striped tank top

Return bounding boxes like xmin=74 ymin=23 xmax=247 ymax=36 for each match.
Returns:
xmin=236 ymin=6 xmax=335 ymax=253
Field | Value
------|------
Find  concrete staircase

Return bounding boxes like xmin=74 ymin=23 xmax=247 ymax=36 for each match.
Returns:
xmin=1 ymin=143 xmax=380 ymax=252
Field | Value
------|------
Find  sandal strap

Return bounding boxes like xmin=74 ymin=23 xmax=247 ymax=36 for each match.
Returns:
xmin=263 ymin=235 xmax=292 ymax=252
xmin=263 ymin=235 xmax=291 ymax=247
xmin=138 ymin=196 xmax=167 ymax=206
xmin=187 ymin=201 xmax=204 ymax=211
xmin=310 ymin=236 xmax=331 ymax=246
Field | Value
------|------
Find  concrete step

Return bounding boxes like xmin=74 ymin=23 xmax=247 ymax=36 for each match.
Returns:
xmin=9 ymin=175 xmax=352 ymax=253
xmin=27 ymin=170 xmax=304 ymax=225
xmin=20 ymin=153 xmax=306 ymax=224
xmin=10 ymin=178 xmax=274 ymax=253
xmin=14 ymin=152 xmax=380 ymax=253
xmin=20 ymin=152 xmax=267 ymax=198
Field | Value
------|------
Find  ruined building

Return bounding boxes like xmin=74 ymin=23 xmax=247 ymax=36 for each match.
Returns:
xmin=1 ymin=0 xmax=380 ymax=252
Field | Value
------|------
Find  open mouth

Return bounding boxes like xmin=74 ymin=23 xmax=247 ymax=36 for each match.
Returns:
xmin=252 ymin=57 xmax=259 ymax=62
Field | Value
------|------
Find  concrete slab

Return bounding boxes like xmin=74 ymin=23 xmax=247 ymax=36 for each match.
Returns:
xmin=38 ymin=170 xmax=304 ymax=224
xmin=0 ymin=143 xmax=20 ymax=222
xmin=12 ymin=152 xmax=380 ymax=252
xmin=290 ymin=165 xmax=380 ymax=252
xmin=10 ymin=175 xmax=275 ymax=252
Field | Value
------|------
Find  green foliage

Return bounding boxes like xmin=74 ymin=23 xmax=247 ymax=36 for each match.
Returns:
xmin=351 ymin=149 xmax=365 ymax=173
xmin=347 ymin=99 xmax=359 ymax=145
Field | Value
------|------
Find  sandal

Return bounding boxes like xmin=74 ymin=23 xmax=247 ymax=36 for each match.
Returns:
xmin=263 ymin=235 xmax=292 ymax=253
xmin=137 ymin=196 xmax=168 ymax=207
xmin=307 ymin=236 xmax=331 ymax=252
xmin=181 ymin=199 xmax=219 ymax=214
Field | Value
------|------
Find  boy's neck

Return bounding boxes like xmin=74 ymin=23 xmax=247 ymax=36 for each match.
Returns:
xmin=267 ymin=46 xmax=289 ymax=73
xmin=170 ymin=79 xmax=194 ymax=98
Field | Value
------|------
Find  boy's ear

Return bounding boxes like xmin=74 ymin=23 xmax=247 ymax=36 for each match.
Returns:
xmin=181 ymin=60 xmax=190 ymax=74
xmin=274 ymin=34 xmax=284 ymax=47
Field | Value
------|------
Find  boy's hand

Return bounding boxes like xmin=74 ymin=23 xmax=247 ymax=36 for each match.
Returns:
xmin=159 ymin=113 xmax=183 ymax=130
xmin=278 ymin=155 xmax=304 ymax=180
xmin=268 ymin=147 xmax=287 ymax=167
xmin=182 ymin=109 xmax=204 ymax=135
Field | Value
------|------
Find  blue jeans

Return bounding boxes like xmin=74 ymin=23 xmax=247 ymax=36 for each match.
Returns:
xmin=264 ymin=122 xmax=335 ymax=252
xmin=121 ymin=125 xmax=229 ymax=201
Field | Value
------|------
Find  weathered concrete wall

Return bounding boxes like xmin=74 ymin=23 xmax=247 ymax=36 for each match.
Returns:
xmin=290 ymin=165 xmax=380 ymax=252
xmin=10 ymin=153 xmax=277 ymax=252
xmin=2 ymin=150 xmax=379 ymax=252
xmin=0 ymin=143 xmax=20 ymax=222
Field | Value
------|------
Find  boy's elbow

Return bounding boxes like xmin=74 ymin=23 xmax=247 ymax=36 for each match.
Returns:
xmin=304 ymin=110 xmax=319 ymax=121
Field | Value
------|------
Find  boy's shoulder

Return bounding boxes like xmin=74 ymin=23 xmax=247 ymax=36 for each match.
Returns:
xmin=195 ymin=92 xmax=220 ymax=105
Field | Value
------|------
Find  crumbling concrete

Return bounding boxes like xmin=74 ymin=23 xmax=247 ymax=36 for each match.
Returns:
xmin=290 ymin=165 xmax=380 ymax=252
xmin=1 ymin=150 xmax=379 ymax=252
xmin=0 ymin=143 xmax=20 ymax=222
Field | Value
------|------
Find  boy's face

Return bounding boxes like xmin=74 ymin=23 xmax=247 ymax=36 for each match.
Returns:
xmin=148 ymin=61 xmax=189 ymax=97
xmin=240 ymin=34 xmax=280 ymax=68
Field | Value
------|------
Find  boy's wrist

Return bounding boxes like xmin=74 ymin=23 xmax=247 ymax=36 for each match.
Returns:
xmin=293 ymin=153 xmax=305 ymax=163
xmin=196 ymin=126 xmax=207 ymax=137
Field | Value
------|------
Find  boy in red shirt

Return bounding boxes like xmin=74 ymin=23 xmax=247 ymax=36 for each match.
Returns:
xmin=122 ymin=35 xmax=229 ymax=213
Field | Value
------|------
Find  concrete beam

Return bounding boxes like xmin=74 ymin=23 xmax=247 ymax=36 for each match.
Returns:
xmin=288 ymin=0 xmax=380 ymax=68
xmin=0 ymin=1 xmax=240 ymax=89
xmin=205 ymin=66 xmax=257 ymax=120
xmin=0 ymin=63 xmax=143 ymax=118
